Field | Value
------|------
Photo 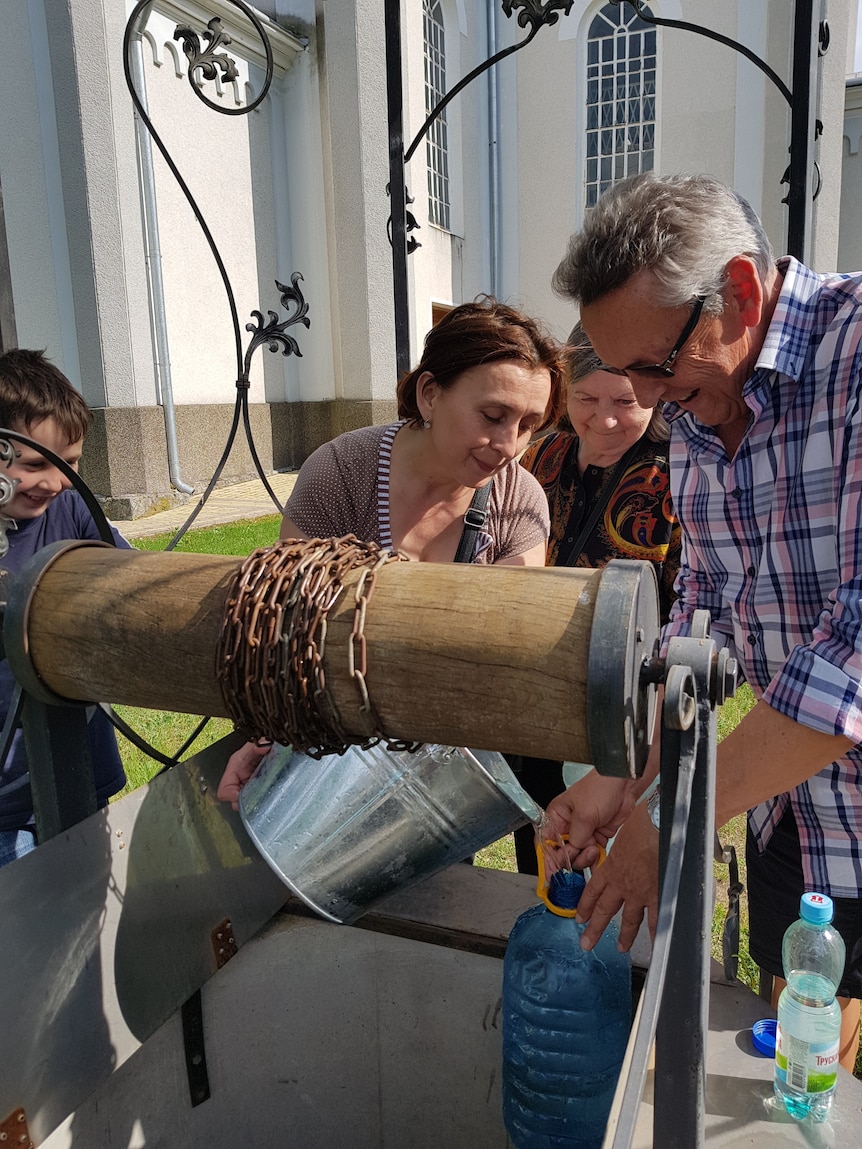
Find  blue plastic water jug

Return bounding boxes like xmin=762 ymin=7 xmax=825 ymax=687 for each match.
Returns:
xmin=502 ymin=869 xmax=632 ymax=1149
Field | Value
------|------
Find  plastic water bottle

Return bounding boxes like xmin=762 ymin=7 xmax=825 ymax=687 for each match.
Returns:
xmin=774 ymin=891 xmax=846 ymax=1122
xmin=502 ymin=870 xmax=632 ymax=1148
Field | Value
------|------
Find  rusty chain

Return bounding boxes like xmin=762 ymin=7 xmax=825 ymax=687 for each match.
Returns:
xmin=216 ymin=535 xmax=421 ymax=758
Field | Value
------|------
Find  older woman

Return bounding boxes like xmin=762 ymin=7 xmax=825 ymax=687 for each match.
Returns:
xmin=510 ymin=322 xmax=681 ymax=872
xmin=218 ymin=297 xmax=564 ymax=807
xmin=522 ymin=323 xmax=680 ymax=613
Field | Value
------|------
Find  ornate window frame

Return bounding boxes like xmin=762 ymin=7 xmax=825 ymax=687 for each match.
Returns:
xmin=585 ymin=2 xmax=657 ymax=208
xmin=423 ymin=0 xmax=451 ymax=231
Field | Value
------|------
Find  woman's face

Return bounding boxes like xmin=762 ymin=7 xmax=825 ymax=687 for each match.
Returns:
xmin=567 ymin=369 xmax=652 ymax=463
xmin=419 ymin=361 xmax=551 ymax=487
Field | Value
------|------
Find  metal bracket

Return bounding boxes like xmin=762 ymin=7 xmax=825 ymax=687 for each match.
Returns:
xmin=212 ymin=918 xmax=237 ymax=969
xmin=586 ymin=559 xmax=661 ymax=779
xmin=0 ymin=1107 xmax=32 ymax=1147
xmin=181 ymin=991 xmax=211 ymax=1108
xmin=181 ymin=918 xmax=239 ymax=1109
xmin=4 ymin=539 xmax=114 ymax=707
xmin=611 ymin=609 xmax=738 ymax=1148
xmin=22 ymin=696 xmax=98 ymax=842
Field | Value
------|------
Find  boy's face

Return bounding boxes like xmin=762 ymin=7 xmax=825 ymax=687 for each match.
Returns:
xmin=2 ymin=417 xmax=83 ymax=521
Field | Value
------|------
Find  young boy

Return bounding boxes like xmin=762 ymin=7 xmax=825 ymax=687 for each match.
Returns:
xmin=0 ymin=348 xmax=130 ymax=867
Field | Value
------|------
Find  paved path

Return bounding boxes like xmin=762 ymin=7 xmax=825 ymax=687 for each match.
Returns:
xmin=114 ymin=472 xmax=298 ymax=540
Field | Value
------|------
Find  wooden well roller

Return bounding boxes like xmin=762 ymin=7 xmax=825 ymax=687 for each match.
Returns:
xmin=3 ymin=541 xmax=660 ymax=777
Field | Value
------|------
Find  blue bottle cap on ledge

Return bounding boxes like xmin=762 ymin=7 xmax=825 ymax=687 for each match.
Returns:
xmin=752 ymin=1018 xmax=777 ymax=1058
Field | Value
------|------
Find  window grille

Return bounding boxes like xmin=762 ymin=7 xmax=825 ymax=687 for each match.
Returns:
xmin=585 ymin=3 xmax=656 ymax=208
xmin=423 ymin=0 xmax=450 ymax=230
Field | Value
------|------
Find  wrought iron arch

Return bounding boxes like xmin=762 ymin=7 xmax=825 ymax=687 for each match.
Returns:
xmin=386 ymin=0 xmax=828 ymax=370
xmin=124 ymin=0 xmax=309 ymax=551
xmin=46 ymin=1 xmax=315 ymax=770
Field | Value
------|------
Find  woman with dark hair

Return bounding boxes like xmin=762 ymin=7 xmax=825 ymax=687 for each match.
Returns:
xmin=218 ymin=297 xmax=564 ymax=807
xmin=509 ymin=321 xmax=682 ymax=873
xmin=277 ymin=297 xmax=563 ymax=565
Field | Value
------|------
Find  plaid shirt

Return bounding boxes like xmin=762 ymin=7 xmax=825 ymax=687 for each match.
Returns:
xmin=662 ymin=257 xmax=862 ymax=897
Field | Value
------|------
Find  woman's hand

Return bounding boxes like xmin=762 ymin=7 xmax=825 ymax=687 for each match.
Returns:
xmin=541 ymin=771 xmax=638 ymax=871
xmin=217 ymin=741 xmax=271 ymax=810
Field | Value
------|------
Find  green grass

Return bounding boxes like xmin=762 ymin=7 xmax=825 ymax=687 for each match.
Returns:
xmin=716 ymin=683 xmax=757 ymax=741
xmin=112 ymin=708 xmax=235 ymax=797
xmin=131 ymin=514 xmax=281 ymax=554
xmin=113 ymin=515 xmax=281 ymax=794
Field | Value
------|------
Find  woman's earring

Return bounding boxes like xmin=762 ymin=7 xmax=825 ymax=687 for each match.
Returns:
xmin=423 ymin=419 xmax=431 ymax=429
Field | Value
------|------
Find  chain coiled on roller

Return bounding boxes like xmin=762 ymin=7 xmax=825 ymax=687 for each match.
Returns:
xmin=216 ymin=535 xmax=420 ymax=758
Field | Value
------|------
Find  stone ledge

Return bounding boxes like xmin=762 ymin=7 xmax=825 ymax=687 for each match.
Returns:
xmin=84 ymin=398 xmax=397 ymax=512
xmin=97 ymin=490 xmax=192 ymax=522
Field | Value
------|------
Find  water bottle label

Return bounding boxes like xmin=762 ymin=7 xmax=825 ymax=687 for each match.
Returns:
xmin=776 ymin=1029 xmax=839 ymax=1094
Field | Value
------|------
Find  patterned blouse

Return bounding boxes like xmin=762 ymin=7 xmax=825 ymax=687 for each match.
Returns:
xmin=520 ymin=430 xmax=682 ymax=622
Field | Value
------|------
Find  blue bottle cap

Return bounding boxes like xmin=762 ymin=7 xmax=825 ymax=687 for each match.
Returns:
xmin=547 ymin=870 xmax=585 ymax=911
xmin=752 ymin=1018 xmax=777 ymax=1058
xmin=800 ymin=891 xmax=834 ymax=925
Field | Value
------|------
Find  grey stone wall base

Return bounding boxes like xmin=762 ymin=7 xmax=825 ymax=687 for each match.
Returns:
xmin=97 ymin=489 xmax=192 ymax=522
xmin=83 ymin=398 xmax=397 ymax=518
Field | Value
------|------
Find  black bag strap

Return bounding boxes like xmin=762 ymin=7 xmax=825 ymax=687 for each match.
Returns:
xmin=454 ymin=482 xmax=492 ymax=564
xmin=556 ymin=441 xmax=641 ymax=568
xmin=715 ymin=831 xmax=743 ymax=982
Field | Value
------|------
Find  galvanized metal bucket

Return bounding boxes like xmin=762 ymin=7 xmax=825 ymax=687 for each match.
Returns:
xmin=239 ymin=742 xmax=543 ymax=924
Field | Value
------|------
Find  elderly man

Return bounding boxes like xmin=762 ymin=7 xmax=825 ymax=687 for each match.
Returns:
xmin=547 ymin=172 xmax=862 ymax=1071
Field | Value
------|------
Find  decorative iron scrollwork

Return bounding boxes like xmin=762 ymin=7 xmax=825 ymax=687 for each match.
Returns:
xmin=781 ymin=158 xmax=822 ymax=203
xmin=174 ymin=18 xmax=239 ymax=86
xmin=242 ymin=274 xmax=311 ymax=383
xmin=123 ymin=0 xmax=302 ymax=548
xmin=501 ymin=0 xmax=575 ymax=32
xmin=386 ymin=185 xmax=421 ymax=254
xmin=150 ymin=0 xmax=274 ymax=115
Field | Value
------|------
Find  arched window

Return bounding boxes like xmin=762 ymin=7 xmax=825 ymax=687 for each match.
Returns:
xmin=423 ymin=0 xmax=450 ymax=230
xmin=585 ymin=3 xmax=656 ymax=207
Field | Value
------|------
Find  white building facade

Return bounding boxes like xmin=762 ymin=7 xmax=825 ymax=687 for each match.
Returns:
xmin=0 ymin=1 xmax=857 ymax=514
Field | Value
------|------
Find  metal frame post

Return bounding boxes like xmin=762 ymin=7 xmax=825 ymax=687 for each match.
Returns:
xmin=0 ymin=176 xmax=17 ymax=352
xmin=608 ymin=609 xmax=734 ymax=1149
xmin=384 ymin=0 xmax=411 ymax=378
xmin=786 ymin=0 xmax=819 ymax=262
xmin=21 ymin=699 xmax=98 ymax=842
xmin=653 ymin=634 xmax=718 ymax=1146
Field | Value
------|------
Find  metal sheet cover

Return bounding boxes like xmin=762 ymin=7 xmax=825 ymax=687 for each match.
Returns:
xmin=0 ymin=732 xmax=288 ymax=1144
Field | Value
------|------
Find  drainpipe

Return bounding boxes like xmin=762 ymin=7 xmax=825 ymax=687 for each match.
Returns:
xmin=486 ymin=0 xmax=502 ymax=298
xmin=129 ymin=11 xmax=194 ymax=495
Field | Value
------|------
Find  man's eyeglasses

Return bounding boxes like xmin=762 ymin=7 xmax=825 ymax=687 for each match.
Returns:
xmin=619 ymin=296 xmax=706 ymax=380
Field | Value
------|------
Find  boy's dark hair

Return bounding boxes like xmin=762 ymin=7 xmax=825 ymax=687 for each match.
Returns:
xmin=0 ymin=349 xmax=92 ymax=443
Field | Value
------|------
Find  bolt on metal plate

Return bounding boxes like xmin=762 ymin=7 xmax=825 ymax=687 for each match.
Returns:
xmin=0 ymin=1107 xmax=32 ymax=1147
xmin=212 ymin=918 xmax=238 ymax=969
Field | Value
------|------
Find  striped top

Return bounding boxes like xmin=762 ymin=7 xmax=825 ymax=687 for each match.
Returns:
xmin=375 ymin=421 xmax=400 ymax=550
xmin=662 ymin=256 xmax=862 ymax=896
xmin=283 ymin=421 xmax=549 ymax=565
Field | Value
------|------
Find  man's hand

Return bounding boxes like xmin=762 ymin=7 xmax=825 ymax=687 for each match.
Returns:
xmin=575 ymin=800 xmax=659 ymax=952
xmin=542 ymin=771 xmax=638 ymax=871
xmin=216 ymin=741 xmax=271 ymax=810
